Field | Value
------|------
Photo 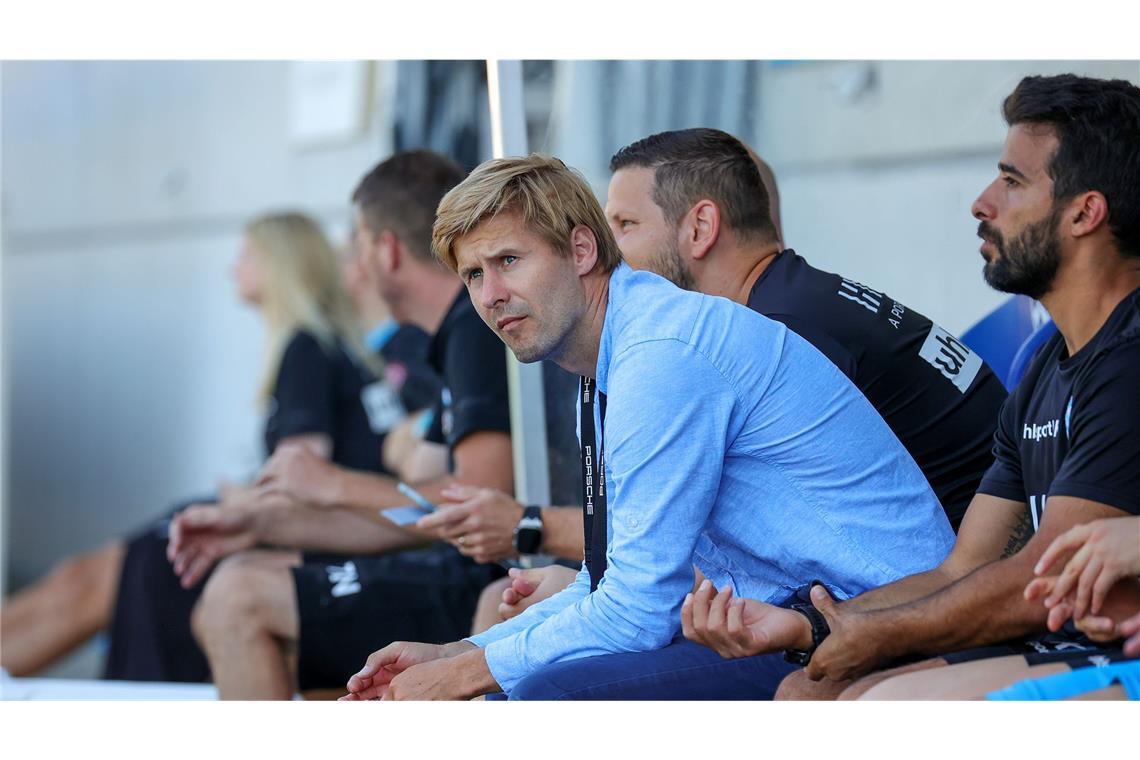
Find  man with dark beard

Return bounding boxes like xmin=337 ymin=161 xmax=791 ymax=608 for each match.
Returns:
xmin=684 ymin=73 xmax=1140 ymax=700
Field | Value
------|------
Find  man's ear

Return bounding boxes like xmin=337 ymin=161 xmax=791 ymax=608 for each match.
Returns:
xmin=683 ymin=200 xmax=721 ymax=261
xmin=569 ymin=224 xmax=600 ymax=276
xmin=377 ymin=230 xmax=401 ymax=274
xmin=1067 ymin=190 xmax=1109 ymax=241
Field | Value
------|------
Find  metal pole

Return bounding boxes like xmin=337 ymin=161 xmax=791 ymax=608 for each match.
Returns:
xmin=486 ymin=60 xmax=552 ymax=506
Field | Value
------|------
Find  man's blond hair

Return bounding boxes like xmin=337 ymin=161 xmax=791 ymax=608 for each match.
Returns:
xmin=432 ymin=154 xmax=623 ymax=274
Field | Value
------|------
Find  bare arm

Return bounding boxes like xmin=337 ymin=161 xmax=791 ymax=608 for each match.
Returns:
xmin=806 ymin=496 xmax=1140 ymax=681
xmin=839 ymin=493 xmax=1029 ymax=613
xmin=254 ymin=431 xmax=514 ymax=552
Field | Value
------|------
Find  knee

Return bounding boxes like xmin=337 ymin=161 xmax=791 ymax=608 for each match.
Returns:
xmin=773 ymin=669 xmax=810 ymax=700
xmin=774 ymin=669 xmax=850 ymax=700
xmin=471 ymin=578 xmax=512 ymax=634
xmin=192 ymin=556 xmax=267 ymax=646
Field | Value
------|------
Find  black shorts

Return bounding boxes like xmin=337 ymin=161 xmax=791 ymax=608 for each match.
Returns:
xmin=941 ymin=628 xmax=1128 ymax=670
xmin=103 ymin=496 xmax=215 ymax=683
xmin=292 ymin=544 xmax=503 ymax=691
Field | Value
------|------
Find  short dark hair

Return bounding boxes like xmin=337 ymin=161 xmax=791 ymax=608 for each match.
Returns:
xmin=352 ymin=150 xmax=467 ymax=261
xmin=1003 ymin=74 xmax=1140 ymax=258
xmin=610 ymin=128 xmax=778 ymax=244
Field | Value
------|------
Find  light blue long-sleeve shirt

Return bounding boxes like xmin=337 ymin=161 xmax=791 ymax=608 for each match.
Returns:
xmin=468 ymin=264 xmax=954 ymax=692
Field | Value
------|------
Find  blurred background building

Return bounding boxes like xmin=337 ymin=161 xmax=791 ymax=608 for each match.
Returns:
xmin=2 ymin=59 xmax=1137 ymax=676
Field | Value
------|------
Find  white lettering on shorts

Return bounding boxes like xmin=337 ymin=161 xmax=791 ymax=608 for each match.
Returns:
xmin=327 ymin=561 xmax=361 ymax=598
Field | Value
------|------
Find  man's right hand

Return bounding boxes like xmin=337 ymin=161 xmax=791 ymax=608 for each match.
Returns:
xmin=498 ymin=565 xmax=578 ymax=621
xmin=341 ymin=641 xmax=463 ymax=701
xmin=167 ymin=504 xmax=258 ymax=588
xmin=256 ymin=443 xmax=343 ymax=508
xmin=417 ymin=485 xmax=524 ymax=564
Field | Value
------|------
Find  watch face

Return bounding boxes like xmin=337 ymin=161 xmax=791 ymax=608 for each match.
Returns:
xmin=515 ymin=527 xmax=542 ymax=556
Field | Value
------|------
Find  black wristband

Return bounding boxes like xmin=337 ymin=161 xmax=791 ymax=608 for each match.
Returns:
xmin=513 ymin=505 xmax=544 ymax=555
xmin=783 ymin=581 xmax=831 ymax=666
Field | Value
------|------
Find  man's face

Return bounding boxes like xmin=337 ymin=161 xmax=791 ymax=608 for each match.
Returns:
xmin=352 ymin=207 xmax=399 ymax=307
xmin=606 ymin=167 xmax=695 ymax=290
xmin=455 ymin=212 xmax=586 ymax=364
xmin=971 ymin=124 xmax=1064 ymax=300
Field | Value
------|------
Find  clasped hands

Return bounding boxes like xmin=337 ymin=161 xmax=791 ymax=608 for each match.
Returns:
xmin=1023 ymin=516 xmax=1140 ymax=655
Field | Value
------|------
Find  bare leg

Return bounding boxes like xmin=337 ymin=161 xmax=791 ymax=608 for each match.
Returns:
xmin=191 ymin=550 xmax=302 ymax=700
xmin=773 ymin=657 xmax=950 ymax=700
xmin=774 ymin=669 xmax=852 ymax=700
xmin=857 ymin=655 xmax=1068 ymax=700
xmin=0 ymin=542 xmax=124 ymax=676
xmin=471 ymin=577 xmax=512 ymax=635
xmin=839 ymin=657 xmax=949 ymax=700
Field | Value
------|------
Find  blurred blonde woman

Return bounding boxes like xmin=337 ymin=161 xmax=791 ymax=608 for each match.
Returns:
xmin=1 ymin=211 xmax=397 ymax=682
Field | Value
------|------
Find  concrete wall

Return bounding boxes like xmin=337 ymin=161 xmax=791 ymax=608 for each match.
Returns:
xmin=3 ymin=58 xmax=1139 ymax=595
xmin=1 ymin=60 xmax=395 ymax=588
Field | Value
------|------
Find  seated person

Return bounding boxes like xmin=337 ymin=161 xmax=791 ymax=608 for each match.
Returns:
xmin=452 ymin=126 xmax=1008 ymax=634
xmin=682 ymin=73 xmax=1140 ymax=701
xmin=862 ymin=516 xmax=1140 ymax=700
xmin=168 ymin=151 xmax=515 ymax=699
xmin=0 ymin=211 xmax=417 ymax=681
xmin=341 ymin=152 xmax=954 ymax=701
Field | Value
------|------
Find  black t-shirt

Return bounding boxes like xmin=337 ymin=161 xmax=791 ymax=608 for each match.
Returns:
xmin=378 ymin=324 xmax=445 ymax=414
xmin=748 ymin=250 xmax=1009 ymax=529
xmin=423 ymin=291 xmax=512 ymax=452
xmin=264 ymin=330 xmax=388 ymax=474
xmin=977 ymin=286 xmax=1140 ymax=526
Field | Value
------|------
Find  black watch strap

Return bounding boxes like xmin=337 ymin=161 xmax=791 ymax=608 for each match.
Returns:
xmin=513 ymin=505 xmax=544 ymax=555
xmin=783 ymin=581 xmax=832 ymax=666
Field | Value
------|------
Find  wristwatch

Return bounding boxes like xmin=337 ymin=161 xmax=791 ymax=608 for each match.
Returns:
xmin=512 ymin=505 xmax=544 ymax=555
xmin=783 ymin=581 xmax=832 ymax=666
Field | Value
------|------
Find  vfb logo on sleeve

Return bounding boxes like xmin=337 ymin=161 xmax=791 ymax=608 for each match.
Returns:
xmin=919 ymin=325 xmax=983 ymax=393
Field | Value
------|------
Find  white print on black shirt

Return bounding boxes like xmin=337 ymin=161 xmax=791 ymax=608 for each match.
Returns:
xmin=440 ymin=388 xmax=454 ymax=439
xmin=888 ymin=301 xmax=905 ymax=329
xmin=361 ymin=382 xmax=405 ymax=434
xmin=919 ymin=325 xmax=983 ymax=393
xmin=1023 ymin=419 xmax=1061 ymax=442
xmin=326 ymin=561 xmax=361 ymax=598
xmin=1028 ymin=494 xmax=1047 ymax=533
xmin=837 ymin=278 xmax=883 ymax=314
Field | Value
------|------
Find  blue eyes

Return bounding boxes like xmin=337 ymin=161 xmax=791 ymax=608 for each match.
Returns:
xmin=466 ymin=256 xmax=517 ymax=284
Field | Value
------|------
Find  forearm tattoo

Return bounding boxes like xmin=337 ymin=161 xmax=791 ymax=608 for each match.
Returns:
xmin=1000 ymin=508 xmax=1035 ymax=559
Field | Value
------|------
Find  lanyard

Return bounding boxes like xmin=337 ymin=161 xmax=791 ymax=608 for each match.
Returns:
xmin=580 ymin=376 xmax=608 ymax=592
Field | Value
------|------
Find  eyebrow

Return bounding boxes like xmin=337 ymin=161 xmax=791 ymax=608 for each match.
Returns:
xmin=998 ymin=162 xmax=1029 ymax=181
xmin=458 ymin=247 xmax=524 ymax=280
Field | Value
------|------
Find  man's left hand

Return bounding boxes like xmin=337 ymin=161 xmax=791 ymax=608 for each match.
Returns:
xmin=802 ymin=585 xmax=883 ymax=682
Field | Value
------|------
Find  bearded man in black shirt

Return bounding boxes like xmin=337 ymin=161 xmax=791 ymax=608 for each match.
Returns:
xmin=682 ymin=74 xmax=1140 ymax=700
xmin=607 ymin=128 xmax=1009 ymax=530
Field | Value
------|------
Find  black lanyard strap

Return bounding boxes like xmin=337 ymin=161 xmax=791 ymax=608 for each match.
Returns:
xmin=580 ymin=376 xmax=608 ymax=592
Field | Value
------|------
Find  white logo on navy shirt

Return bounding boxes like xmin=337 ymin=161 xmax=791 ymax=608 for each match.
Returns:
xmin=361 ymin=382 xmax=405 ymax=434
xmin=919 ymin=325 xmax=982 ymax=393
xmin=837 ymin=278 xmax=883 ymax=314
xmin=1023 ymin=419 xmax=1061 ymax=442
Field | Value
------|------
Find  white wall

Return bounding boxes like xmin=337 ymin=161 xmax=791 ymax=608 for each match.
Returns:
xmin=757 ymin=60 xmax=1140 ymax=333
xmin=1 ymin=60 xmax=395 ymax=588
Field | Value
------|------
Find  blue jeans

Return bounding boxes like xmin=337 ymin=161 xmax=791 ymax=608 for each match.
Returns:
xmin=502 ymin=637 xmax=800 ymax=700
